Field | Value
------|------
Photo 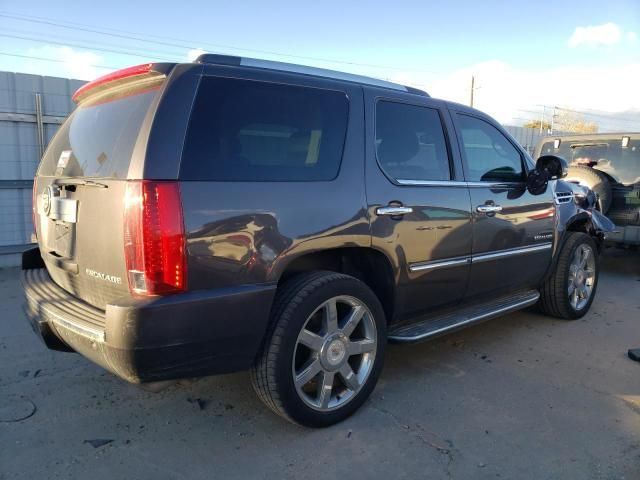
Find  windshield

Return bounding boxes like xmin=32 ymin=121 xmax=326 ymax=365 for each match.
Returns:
xmin=38 ymin=88 xmax=158 ymax=178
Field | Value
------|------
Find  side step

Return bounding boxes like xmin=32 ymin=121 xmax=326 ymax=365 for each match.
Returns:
xmin=388 ymin=290 xmax=540 ymax=343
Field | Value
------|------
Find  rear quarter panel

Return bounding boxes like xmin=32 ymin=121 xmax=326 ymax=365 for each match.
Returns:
xmin=179 ymin=69 xmax=369 ymax=290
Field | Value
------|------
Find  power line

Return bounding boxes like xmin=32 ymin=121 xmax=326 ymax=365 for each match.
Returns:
xmin=0 ymin=51 xmax=117 ymax=70
xmin=0 ymin=33 xmax=179 ymax=63
xmin=2 ymin=26 xmax=187 ymax=59
xmin=538 ymin=104 xmax=640 ymax=125
xmin=0 ymin=11 xmax=445 ymax=76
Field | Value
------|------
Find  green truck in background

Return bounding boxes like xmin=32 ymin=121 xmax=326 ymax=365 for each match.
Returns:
xmin=536 ymin=133 xmax=640 ymax=246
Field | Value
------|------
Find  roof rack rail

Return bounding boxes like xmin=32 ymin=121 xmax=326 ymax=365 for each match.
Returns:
xmin=195 ymin=53 xmax=429 ymax=97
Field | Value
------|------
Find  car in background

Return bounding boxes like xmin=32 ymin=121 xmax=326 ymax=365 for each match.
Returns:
xmin=536 ymin=133 xmax=640 ymax=246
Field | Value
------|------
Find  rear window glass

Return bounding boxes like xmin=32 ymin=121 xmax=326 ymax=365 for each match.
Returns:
xmin=38 ymin=88 xmax=158 ymax=178
xmin=180 ymin=77 xmax=349 ymax=181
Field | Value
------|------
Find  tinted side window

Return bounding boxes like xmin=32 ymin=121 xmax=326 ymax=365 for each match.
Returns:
xmin=181 ymin=77 xmax=349 ymax=181
xmin=456 ymin=114 xmax=524 ymax=182
xmin=375 ymin=101 xmax=451 ymax=181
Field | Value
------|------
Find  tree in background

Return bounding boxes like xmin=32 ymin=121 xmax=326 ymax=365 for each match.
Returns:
xmin=523 ymin=120 xmax=552 ymax=130
xmin=555 ymin=110 xmax=599 ymax=133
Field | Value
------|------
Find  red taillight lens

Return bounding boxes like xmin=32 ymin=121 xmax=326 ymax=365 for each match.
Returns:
xmin=124 ymin=181 xmax=187 ymax=296
xmin=31 ymin=177 xmax=38 ymax=240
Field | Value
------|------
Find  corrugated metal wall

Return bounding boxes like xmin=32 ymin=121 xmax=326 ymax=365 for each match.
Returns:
xmin=0 ymin=71 xmax=84 ymax=267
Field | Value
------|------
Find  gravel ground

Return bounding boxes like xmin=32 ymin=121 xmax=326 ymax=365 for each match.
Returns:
xmin=1 ymin=248 xmax=639 ymax=480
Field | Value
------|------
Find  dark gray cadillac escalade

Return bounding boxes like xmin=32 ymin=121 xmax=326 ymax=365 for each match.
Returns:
xmin=22 ymin=55 xmax=614 ymax=427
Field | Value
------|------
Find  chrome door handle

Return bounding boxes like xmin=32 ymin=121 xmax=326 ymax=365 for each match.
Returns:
xmin=476 ymin=204 xmax=503 ymax=213
xmin=376 ymin=206 xmax=413 ymax=216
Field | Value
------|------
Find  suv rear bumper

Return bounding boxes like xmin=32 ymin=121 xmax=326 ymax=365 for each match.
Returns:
xmin=22 ymin=251 xmax=276 ymax=383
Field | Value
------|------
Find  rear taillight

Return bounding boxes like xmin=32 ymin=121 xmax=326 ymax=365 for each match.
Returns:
xmin=124 ymin=181 xmax=187 ymax=296
xmin=31 ymin=177 xmax=37 ymax=240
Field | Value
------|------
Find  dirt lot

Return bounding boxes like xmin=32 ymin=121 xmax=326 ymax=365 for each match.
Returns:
xmin=1 ymin=249 xmax=639 ymax=480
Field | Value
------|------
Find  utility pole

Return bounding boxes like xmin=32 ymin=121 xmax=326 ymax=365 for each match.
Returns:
xmin=550 ymin=106 xmax=558 ymax=134
xmin=470 ymin=75 xmax=475 ymax=108
xmin=539 ymin=106 xmax=545 ymax=135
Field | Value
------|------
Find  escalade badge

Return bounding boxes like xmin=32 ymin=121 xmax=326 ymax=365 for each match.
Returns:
xmin=85 ymin=268 xmax=122 ymax=285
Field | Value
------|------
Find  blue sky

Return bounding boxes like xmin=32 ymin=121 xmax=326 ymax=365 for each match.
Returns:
xmin=1 ymin=0 xmax=639 ymax=128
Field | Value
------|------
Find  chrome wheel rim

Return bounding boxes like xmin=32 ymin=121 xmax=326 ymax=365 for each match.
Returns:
xmin=292 ymin=295 xmax=377 ymax=412
xmin=568 ymin=244 xmax=596 ymax=311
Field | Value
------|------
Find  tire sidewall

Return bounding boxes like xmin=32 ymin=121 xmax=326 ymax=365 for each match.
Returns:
xmin=272 ymin=275 xmax=386 ymax=427
xmin=565 ymin=166 xmax=611 ymax=213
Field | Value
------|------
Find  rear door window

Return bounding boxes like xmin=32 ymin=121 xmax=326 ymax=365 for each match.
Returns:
xmin=180 ymin=77 xmax=349 ymax=181
xmin=456 ymin=114 xmax=525 ymax=182
xmin=375 ymin=101 xmax=451 ymax=182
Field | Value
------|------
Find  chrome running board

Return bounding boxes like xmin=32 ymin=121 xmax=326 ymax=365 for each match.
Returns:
xmin=388 ymin=290 xmax=540 ymax=343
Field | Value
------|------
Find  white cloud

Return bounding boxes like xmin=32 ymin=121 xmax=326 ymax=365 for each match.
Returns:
xmin=569 ymin=22 xmax=622 ymax=48
xmin=627 ymin=31 xmax=638 ymax=42
xmin=388 ymin=60 xmax=640 ymax=127
xmin=22 ymin=45 xmax=104 ymax=80
xmin=186 ymin=48 xmax=207 ymax=62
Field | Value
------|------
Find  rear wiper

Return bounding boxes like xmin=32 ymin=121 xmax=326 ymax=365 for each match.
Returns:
xmin=54 ymin=179 xmax=108 ymax=189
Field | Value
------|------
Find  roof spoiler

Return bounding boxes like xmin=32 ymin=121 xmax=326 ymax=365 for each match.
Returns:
xmin=72 ymin=63 xmax=175 ymax=103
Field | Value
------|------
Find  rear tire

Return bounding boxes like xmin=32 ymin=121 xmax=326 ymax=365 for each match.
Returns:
xmin=565 ymin=165 xmax=612 ymax=213
xmin=251 ymin=271 xmax=386 ymax=427
xmin=538 ymin=232 xmax=599 ymax=320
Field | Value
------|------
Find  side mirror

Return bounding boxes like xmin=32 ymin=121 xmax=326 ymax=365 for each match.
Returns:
xmin=535 ymin=155 xmax=568 ymax=180
xmin=527 ymin=155 xmax=568 ymax=195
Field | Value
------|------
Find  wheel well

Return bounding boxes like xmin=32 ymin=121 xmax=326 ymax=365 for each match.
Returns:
xmin=567 ymin=217 xmax=589 ymax=233
xmin=278 ymin=248 xmax=396 ymax=323
xmin=566 ymin=218 xmax=604 ymax=252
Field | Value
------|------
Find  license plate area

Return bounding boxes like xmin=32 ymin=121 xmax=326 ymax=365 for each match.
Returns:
xmin=50 ymin=221 xmax=75 ymax=258
xmin=37 ymin=185 xmax=79 ymax=260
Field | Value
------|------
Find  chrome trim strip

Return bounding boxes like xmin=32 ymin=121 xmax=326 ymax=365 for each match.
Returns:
xmin=396 ymin=179 xmax=524 ymax=188
xmin=409 ymin=257 xmax=471 ymax=273
xmin=409 ymin=243 xmax=552 ymax=272
xmin=466 ymin=181 xmax=523 ymax=188
xmin=25 ymin=291 xmax=105 ymax=342
xmin=396 ymin=179 xmax=468 ymax=187
xmin=47 ymin=309 xmax=105 ymax=343
xmin=471 ymin=243 xmax=552 ymax=263
xmin=388 ymin=293 xmax=540 ymax=342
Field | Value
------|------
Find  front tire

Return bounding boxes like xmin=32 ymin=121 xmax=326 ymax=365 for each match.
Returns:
xmin=538 ymin=232 xmax=599 ymax=319
xmin=251 ymin=271 xmax=386 ymax=427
